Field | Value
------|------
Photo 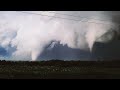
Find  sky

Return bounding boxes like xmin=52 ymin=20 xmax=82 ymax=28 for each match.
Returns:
xmin=0 ymin=11 xmax=120 ymax=61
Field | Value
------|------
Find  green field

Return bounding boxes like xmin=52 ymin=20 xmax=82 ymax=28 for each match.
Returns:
xmin=0 ymin=60 xmax=120 ymax=79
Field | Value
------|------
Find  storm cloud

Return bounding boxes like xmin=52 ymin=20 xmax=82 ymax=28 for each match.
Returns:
xmin=0 ymin=11 xmax=119 ymax=61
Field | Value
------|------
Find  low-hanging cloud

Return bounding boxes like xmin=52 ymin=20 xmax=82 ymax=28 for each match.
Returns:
xmin=0 ymin=11 xmax=119 ymax=61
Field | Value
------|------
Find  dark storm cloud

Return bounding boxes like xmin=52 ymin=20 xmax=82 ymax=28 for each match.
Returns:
xmin=92 ymin=11 xmax=120 ymax=60
xmin=37 ymin=41 xmax=91 ymax=60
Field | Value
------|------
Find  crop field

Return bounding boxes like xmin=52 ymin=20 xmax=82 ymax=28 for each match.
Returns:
xmin=0 ymin=60 xmax=120 ymax=79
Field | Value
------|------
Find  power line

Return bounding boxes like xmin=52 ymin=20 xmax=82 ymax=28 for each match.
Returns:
xmin=16 ymin=11 xmax=81 ymax=21
xmin=16 ymin=11 xmax=119 ymax=27
xmin=45 ymin=12 xmax=120 ymax=27
xmin=17 ymin=11 xmax=108 ymax=22
xmin=45 ymin=11 xmax=112 ymax=22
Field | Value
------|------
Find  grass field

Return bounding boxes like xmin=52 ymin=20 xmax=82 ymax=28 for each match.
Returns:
xmin=0 ymin=60 xmax=120 ymax=79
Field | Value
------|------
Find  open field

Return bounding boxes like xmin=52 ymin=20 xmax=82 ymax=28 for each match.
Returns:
xmin=0 ymin=60 xmax=120 ymax=79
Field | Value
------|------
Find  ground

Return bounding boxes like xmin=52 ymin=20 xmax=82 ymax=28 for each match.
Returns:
xmin=0 ymin=60 xmax=120 ymax=79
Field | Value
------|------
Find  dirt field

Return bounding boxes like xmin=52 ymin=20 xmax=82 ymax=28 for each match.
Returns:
xmin=0 ymin=60 xmax=120 ymax=79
